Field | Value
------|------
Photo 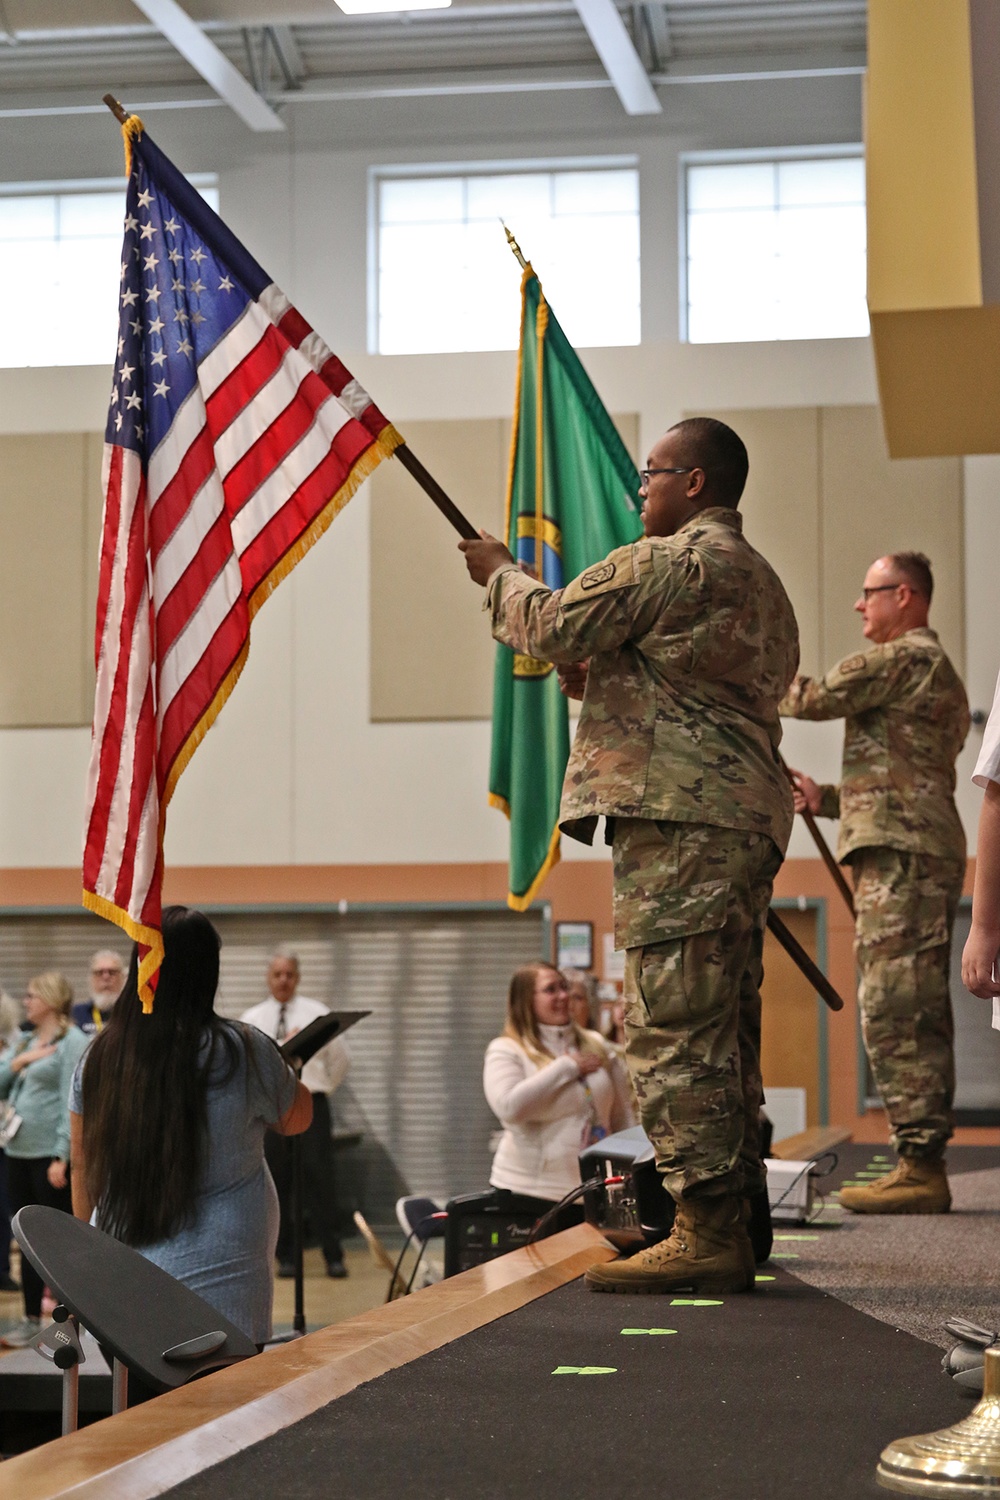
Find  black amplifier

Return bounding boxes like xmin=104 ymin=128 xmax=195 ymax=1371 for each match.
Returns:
xmin=580 ymin=1123 xmax=775 ymax=1263
xmin=578 ymin=1125 xmax=674 ymax=1251
xmin=443 ymin=1189 xmax=558 ymax=1277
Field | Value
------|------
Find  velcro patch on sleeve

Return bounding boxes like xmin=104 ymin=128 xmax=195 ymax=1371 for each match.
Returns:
xmin=839 ymin=653 xmax=868 ymax=677
xmin=562 ymin=544 xmax=647 ymax=605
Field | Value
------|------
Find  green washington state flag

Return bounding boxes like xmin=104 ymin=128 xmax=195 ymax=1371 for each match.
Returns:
xmin=490 ymin=264 xmax=643 ymax=910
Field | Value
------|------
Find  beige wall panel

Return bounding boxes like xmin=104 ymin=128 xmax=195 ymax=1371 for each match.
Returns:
xmin=370 ymin=419 xmax=508 ymax=721
xmin=0 ymin=433 xmax=90 ymax=728
xmin=819 ymin=406 xmax=964 ymax=673
xmin=867 ymin=0 xmax=981 ymax=314
xmin=695 ymin=408 xmax=821 ymax=677
xmin=871 ymin=306 xmax=1000 ymax=458
xmin=371 ymin=415 xmax=639 ymax=723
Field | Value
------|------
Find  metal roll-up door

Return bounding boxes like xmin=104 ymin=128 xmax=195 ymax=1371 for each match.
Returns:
xmin=0 ymin=903 xmax=547 ymax=1224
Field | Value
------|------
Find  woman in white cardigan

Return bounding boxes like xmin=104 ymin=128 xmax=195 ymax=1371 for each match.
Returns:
xmin=483 ymin=962 xmax=635 ymax=1213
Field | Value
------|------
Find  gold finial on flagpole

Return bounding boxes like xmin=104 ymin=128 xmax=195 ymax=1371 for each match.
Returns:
xmin=102 ymin=94 xmax=144 ymax=175
xmin=102 ymin=93 xmax=130 ymax=124
xmin=502 ymin=222 xmax=530 ymax=272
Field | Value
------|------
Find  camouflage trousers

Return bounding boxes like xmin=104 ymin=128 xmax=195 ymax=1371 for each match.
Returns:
xmin=613 ymin=818 xmax=783 ymax=1203
xmin=852 ymin=847 xmax=964 ymax=1159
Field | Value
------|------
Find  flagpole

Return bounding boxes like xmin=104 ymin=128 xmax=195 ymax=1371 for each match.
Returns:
xmin=778 ymin=753 xmax=855 ymax=916
xmin=766 ymin=909 xmax=844 ymax=1011
xmin=393 ymin=445 xmax=479 ymax=541
xmin=103 ymin=93 xmax=130 ymax=124
xmin=798 ymin=801 xmax=855 ymax=916
xmin=503 ymin=223 xmax=529 ymax=271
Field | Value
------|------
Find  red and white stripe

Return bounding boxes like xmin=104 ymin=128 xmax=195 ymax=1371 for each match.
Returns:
xmin=83 ymin=284 xmax=398 ymax=1003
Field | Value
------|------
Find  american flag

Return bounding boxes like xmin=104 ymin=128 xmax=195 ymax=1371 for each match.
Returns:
xmin=83 ymin=123 xmax=401 ymax=1006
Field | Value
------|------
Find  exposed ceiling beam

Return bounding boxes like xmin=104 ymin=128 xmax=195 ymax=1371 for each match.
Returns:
xmin=129 ymin=0 xmax=284 ymax=131
xmin=268 ymin=23 xmax=305 ymax=88
xmin=0 ymin=53 xmax=865 ymax=120
xmin=643 ymin=1 xmax=672 ymax=71
xmin=572 ymin=0 xmax=660 ymax=114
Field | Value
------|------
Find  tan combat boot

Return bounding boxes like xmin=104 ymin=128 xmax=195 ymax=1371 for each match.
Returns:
xmin=839 ymin=1155 xmax=950 ymax=1215
xmin=584 ymin=1196 xmax=754 ymax=1295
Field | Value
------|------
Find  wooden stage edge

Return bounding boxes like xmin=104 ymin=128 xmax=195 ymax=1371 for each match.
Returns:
xmin=771 ymin=1125 xmax=853 ymax=1160
xmin=3 ymin=1224 xmax=616 ymax=1500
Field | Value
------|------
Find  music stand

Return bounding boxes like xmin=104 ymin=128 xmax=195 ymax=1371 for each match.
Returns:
xmin=276 ymin=1009 xmax=369 ymax=1337
xmin=12 ymin=1205 xmax=257 ymax=1432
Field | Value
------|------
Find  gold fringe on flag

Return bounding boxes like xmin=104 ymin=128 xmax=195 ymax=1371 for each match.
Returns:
xmin=121 ymin=114 xmax=144 ymax=177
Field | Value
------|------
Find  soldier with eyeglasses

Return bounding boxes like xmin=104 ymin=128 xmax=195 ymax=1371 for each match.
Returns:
xmin=461 ymin=416 xmax=800 ymax=1295
xmin=783 ymin=553 xmax=969 ymax=1214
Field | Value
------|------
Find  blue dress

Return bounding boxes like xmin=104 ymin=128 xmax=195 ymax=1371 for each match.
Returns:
xmin=71 ymin=1024 xmax=296 ymax=1344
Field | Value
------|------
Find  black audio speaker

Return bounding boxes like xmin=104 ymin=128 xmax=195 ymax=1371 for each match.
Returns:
xmin=443 ymin=1189 xmax=560 ymax=1277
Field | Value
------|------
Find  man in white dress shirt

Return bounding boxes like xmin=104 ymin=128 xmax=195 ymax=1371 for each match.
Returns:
xmin=242 ymin=950 xmax=350 ymax=1278
xmin=962 ymin=668 xmax=1000 ymax=1030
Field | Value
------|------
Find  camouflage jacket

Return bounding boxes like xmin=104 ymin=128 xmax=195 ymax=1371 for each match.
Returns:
xmin=780 ymin=628 xmax=970 ymax=862
xmin=487 ymin=507 xmax=800 ymax=849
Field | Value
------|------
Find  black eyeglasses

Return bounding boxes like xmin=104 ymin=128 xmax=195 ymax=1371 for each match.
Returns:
xmin=861 ymin=584 xmax=903 ymax=600
xmin=639 ymin=467 xmax=696 ymax=485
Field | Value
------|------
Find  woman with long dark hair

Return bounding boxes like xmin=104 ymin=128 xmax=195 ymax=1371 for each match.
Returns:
xmin=69 ymin=907 xmax=311 ymax=1345
xmin=484 ymin=961 xmax=634 ymax=1214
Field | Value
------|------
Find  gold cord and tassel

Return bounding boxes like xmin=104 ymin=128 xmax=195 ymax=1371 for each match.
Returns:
xmin=102 ymin=94 xmax=144 ymax=175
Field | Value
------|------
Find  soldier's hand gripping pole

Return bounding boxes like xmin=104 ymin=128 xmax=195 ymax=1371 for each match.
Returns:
xmin=766 ymin=909 xmax=844 ymax=1011
xmin=779 ymin=754 xmax=855 ymax=918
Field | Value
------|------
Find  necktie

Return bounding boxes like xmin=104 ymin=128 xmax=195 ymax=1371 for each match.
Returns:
xmin=276 ymin=1005 xmax=288 ymax=1041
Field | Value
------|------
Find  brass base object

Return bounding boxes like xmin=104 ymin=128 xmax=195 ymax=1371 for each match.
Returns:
xmin=877 ymin=1348 xmax=1000 ymax=1494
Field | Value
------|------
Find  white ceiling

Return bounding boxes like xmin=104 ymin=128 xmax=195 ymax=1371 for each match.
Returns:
xmin=0 ymin=0 xmax=866 ymax=123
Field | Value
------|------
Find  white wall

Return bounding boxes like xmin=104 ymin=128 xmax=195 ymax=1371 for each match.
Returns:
xmin=5 ymin=75 xmax=961 ymax=871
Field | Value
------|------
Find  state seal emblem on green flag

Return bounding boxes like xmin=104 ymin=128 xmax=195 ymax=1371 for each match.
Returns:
xmin=489 ymin=261 xmax=643 ymax=911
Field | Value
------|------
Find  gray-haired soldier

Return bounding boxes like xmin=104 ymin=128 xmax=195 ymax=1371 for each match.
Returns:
xmin=784 ymin=552 xmax=969 ymax=1214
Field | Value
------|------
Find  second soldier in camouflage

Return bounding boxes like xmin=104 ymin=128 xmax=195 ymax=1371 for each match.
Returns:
xmin=783 ymin=551 xmax=969 ymax=1214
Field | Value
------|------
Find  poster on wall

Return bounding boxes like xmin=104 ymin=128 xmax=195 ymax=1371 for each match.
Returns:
xmin=555 ymin=921 xmax=593 ymax=971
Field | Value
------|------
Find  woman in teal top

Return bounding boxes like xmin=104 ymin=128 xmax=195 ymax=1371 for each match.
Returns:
xmin=0 ymin=972 xmax=87 ymax=1347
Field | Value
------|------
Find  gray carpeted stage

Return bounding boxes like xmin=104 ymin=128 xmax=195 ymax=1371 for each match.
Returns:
xmin=784 ymin=1143 xmax=1000 ymax=1349
xmin=153 ymin=1144 xmax=1000 ymax=1500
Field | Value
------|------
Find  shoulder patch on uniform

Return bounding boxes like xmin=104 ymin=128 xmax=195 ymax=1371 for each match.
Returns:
xmin=580 ymin=561 xmax=617 ymax=590
xmin=633 ymin=540 xmax=653 ymax=577
xmin=840 ymin=654 xmax=867 ymax=677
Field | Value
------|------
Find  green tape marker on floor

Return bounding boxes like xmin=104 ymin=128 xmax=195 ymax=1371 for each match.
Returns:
xmin=773 ymin=1234 xmax=818 ymax=1241
xmin=620 ymin=1328 xmax=677 ymax=1336
xmin=770 ymin=1253 xmax=799 ymax=1260
xmin=670 ymin=1298 xmax=723 ymax=1306
xmin=872 ymin=1154 xmax=889 ymax=1161
xmin=755 ymin=1275 xmax=776 ymax=1282
xmin=552 ymin=1366 xmax=617 ymax=1375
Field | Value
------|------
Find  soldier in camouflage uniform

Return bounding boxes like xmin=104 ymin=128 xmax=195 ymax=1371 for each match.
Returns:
xmin=783 ymin=551 xmax=969 ymax=1213
xmin=461 ymin=417 xmax=799 ymax=1293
